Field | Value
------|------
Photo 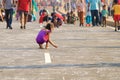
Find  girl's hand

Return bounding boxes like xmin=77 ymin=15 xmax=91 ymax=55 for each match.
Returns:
xmin=54 ymin=45 xmax=58 ymax=48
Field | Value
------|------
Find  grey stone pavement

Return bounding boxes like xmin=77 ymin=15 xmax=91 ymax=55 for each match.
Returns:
xmin=0 ymin=7 xmax=120 ymax=80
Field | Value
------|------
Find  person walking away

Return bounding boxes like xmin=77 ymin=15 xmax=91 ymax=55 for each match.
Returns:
xmin=112 ymin=1 xmax=120 ymax=31
xmin=89 ymin=0 xmax=101 ymax=26
xmin=3 ymin=0 xmax=14 ymax=29
xmin=36 ymin=23 xmax=58 ymax=49
xmin=17 ymin=0 xmax=32 ymax=29
xmin=101 ymin=5 xmax=108 ymax=27
xmin=86 ymin=3 xmax=92 ymax=27
xmin=77 ymin=0 xmax=85 ymax=26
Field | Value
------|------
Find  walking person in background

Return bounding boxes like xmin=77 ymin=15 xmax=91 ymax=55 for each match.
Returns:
xmin=77 ymin=0 xmax=85 ymax=26
xmin=89 ymin=0 xmax=101 ymax=26
xmin=3 ymin=0 xmax=14 ymax=29
xmin=112 ymin=0 xmax=120 ymax=31
xmin=101 ymin=5 xmax=108 ymax=27
xmin=17 ymin=0 xmax=32 ymax=29
xmin=85 ymin=3 xmax=92 ymax=27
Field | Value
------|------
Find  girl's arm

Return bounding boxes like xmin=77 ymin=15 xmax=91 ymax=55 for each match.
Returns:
xmin=49 ymin=39 xmax=57 ymax=48
xmin=45 ymin=33 xmax=57 ymax=49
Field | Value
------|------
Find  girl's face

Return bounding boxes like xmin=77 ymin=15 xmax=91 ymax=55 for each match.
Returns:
xmin=50 ymin=23 xmax=54 ymax=32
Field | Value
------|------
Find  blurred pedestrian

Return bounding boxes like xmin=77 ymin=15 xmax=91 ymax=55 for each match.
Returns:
xmin=89 ymin=0 xmax=101 ymax=26
xmin=101 ymin=5 xmax=108 ymax=27
xmin=3 ymin=0 xmax=14 ymax=29
xmin=77 ymin=0 xmax=85 ymax=26
xmin=17 ymin=0 xmax=32 ymax=29
xmin=85 ymin=3 xmax=92 ymax=27
xmin=112 ymin=1 xmax=120 ymax=31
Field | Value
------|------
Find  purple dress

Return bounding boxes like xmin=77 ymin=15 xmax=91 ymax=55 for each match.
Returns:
xmin=36 ymin=29 xmax=50 ymax=44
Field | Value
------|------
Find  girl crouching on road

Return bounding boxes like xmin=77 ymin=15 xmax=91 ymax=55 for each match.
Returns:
xmin=36 ymin=23 xmax=58 ymax=49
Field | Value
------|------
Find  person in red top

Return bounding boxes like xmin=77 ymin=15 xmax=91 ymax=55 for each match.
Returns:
xmin=17 ymin=0 xmax=32 ymax=29
xmin=39 ymin=12 xmax=46 ymax=24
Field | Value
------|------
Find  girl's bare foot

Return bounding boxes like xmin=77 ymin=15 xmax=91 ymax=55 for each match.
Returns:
xmin=39 ymin=44 xmax=44 ymax=49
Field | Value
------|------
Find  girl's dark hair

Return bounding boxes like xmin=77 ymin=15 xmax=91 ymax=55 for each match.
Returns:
xmin=45 ymin=23 xmax=51 ymax=30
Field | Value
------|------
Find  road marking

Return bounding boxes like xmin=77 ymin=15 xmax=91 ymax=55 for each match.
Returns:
xmin=63 ymin=77 xmax=65 ymax=80
xmin=44 ymin=53 xmax=51 ymax=64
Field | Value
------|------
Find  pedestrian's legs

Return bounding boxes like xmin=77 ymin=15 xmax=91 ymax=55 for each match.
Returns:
xmin=88 ymin=16 xmax=91 ymax=27
xmin=77 ymin=12 xmax=81 ymax=26
xmin=99 ymin=12 xmax=102 ymax=26
xmin=105 ymin=17 xmax=107 ymax=27
xmin=118 ymin=21 xmax=120 ymax=30
xmin=80 ymin=11 xmax=84 ymax=26
xmin=95 ymin=10 xmax=99 ymax=26
xmin=20 ymin=12 xmax=22 ymax=28
xmin=24 ymin=15 xmax=28 ymax=29
xmin=116 ymin=21 xmax=119 ymax=31
xmin=91 ymin=10 xmax=95 ymax=26
xmin=114 ymin=21 xmax=117 ymax=31
xmin=23 ymin=12 xmax=28 ymax=29
xmin=102 ymin=17 xmax=104 ymax=27
xmin=9 ymin=9 xmax=13 ymax=28
xmin=20 ymin=12 xmax=25 ymax=29
xmin=5 ymin=9 xmax=9 ymax=28
xmin=22 ymin=12 xmax=25 ymax=27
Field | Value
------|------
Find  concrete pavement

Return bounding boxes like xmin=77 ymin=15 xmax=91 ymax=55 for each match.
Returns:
xmin=0 ymin=7 xmax=120 ymax=80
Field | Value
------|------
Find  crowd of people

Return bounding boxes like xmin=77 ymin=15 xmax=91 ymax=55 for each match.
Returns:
xmin=0 ymin=0 xmax=120 ymax=30
xmin=63 ymin=0 xmax=120 ymax=31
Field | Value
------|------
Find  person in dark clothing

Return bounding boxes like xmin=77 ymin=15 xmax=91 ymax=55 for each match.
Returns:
xmin=3 ymin=0 xmax=14 ymax=29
